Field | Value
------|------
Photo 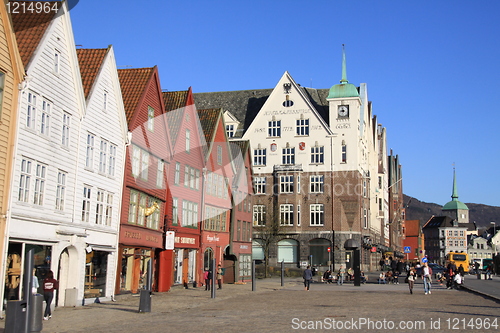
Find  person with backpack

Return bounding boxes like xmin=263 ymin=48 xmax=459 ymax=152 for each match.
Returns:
xmin=43 ymin=270 xmax=58 ymax=320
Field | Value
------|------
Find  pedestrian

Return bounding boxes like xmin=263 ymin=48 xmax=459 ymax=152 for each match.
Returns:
xmin=486 ymin=264 xmax=493 ymax=280
xmin=407 ymin=267 xmax=416 ymax=294
xmin=323 ymin=270 xmax=333 ymax=283
xmin=303 ymin=265 xmax=313 ymax=291
xmin=204 ymin=268 xmax=212 ymax=291
xmin=42 ymin=270 xmax=58 ymax=320
xmin=337 ymin=265 xmax=345 ymax=285
xmin=216 ymin=264 xmax=223 ymax=289
xmin=422 ymin=262 xmax=432 ymax=295
xmin=379 ymin=257 xmax=385 ymax=271
xmin=32 ymin=268 xmax=39 ymax=295
xmin=446 ymin=261 xmax=456 ymax=289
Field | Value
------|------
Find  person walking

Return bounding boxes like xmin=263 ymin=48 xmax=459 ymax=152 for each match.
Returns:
xmin=303 ymin=266 xmax=313 ymax=291
xmin=337 ymin=265 xmax=346 ymax=285
xmin=446 ymin=261 xmax=456 ymax=289
xmin=407 ymin=267 xmax=416 ymax=294
xmin=42 ymin=270 xmax=58 ymax=320
xmin=204 ymin=268 xmax=212 ymax=291
xmin=216 ymin=264 xmax=223 ymax=289
xmin=422 ymin=262 xmax=433 ymax=295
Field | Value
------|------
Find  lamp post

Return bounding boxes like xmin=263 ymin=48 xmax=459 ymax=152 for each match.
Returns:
xmin=491 ymin=222 xmax=496 ymax=256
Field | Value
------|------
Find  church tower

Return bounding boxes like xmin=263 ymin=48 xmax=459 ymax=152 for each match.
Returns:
xmin=442 ymin=168 xmax=469 ymax=223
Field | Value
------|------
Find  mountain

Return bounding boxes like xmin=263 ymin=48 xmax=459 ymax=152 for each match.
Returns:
xmin=404 ymin=194 xmax=500 ymax=229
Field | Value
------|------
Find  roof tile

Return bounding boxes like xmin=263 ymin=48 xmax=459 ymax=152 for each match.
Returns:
xmin=117 ymin=67 xmax=154 ymax=124
xmin=76 ymin=48 xmax=108 ymax=99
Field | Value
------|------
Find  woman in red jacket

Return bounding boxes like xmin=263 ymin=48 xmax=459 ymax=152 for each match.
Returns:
xmin=42 ymin=270 xmax=58 ymax=320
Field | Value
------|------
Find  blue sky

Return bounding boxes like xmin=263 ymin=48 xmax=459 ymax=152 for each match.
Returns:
xmin=69 ymin=1 xmax=500 ymax=207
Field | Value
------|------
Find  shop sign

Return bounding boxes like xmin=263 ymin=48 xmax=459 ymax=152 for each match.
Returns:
xmin=165 ymin=231 xmax=175 ymax=250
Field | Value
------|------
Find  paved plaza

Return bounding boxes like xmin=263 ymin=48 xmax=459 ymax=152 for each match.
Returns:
xmin=2 ymin=274 xmax=500 ymax=332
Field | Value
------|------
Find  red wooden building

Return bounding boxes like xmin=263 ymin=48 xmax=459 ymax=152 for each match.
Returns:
xmin=116 ymin=67 xmax=172 ymax=294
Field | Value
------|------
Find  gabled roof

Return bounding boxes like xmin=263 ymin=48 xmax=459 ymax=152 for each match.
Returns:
xmin=193 ymin=86 xmax=330 ymax=136
xmin=197 ymin=108 xmax=221 ymax=147
xmin=76 ymin=47 xmax=109 ymax=99
xmin=117 ymin=67 xmax=155 ymax=124
xmin=11 ymin=2 xmax=61 ymax=67
xmin=423 ymin=215 xmax=464 ymax=229
xmin=163 ymin=90 xmax=189 ymax=146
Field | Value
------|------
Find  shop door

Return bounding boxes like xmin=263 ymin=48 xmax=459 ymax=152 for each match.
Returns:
xmin=182 ymin=255 xmax=189 ymax=286
xmin=223 ymin=259 xmax=235 ymax=284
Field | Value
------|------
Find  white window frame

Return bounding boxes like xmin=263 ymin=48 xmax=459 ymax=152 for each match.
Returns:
xmin=310 ymin=175 xmax=324 ymax=193
xmin=82 ymin=186 xmax=91 ymax=222
xmin=311 ymin=146 xmax=324 ymax=164
xmin=310 ymin=204 xmax=324 ymax=226
xmin=55 ymin=170 xmax=66 ymax=211
xmin=108 ymin=143 xmax=117 ymax=176
xmin=174 ymin=162 xmax=180 ymax=185
xmin=280 ymin=204 xmax=294 ymax=226
xmin=86 ymin=133 xmax=95 ymax=169
xmin=61 ymin=112 xmax=70 ymax=147
xmin=40 ymin=99 xmax=50 ymax=136
xmin=253 ymin=148 xmax=266 ymax=166
xmin=268 ymin=120 xmax=281 ymax=137
xmin=147 ymin=106 xmax=154 ymax=131
xmin=96 ymin=189 xmax=104 ymax=224
xmin=280 ymin=175 xmax=294 ymax=193
xmin=156 ymin=160 xmax=164 ymax=188
xmin=99 ymin=139 xmax=108 ymax=174
xmin=26 ymin=92 xmax=37 ymax=129
xmin=296 ymin=118 xmax=309 ymax=136
xmin=185 ymin=129 xmax=190 ymax=153
xmin=33 ymin=163 xmax=46 ymax=206
xmin=282 ymin=147 xmax=295 ymax=165
xmin=18 ymin=158 xmax=32 ymax=202
xmin=253 ymin=176 xmax=266 ymax=194
xmin=253 ymin=205 xmax=266 ymax=226
xmin=105 ymin=193 xmax=113 ymax=226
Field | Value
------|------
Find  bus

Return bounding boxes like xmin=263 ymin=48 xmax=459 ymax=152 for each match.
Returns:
xmin=445 ymin=252 xmax=470 ymax=272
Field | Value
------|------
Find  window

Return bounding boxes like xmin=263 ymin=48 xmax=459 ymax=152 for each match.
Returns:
xmin=54 ymin=50 xmax=60 ymax=74
xmin=141 ymin=150 xmax=149 ymax=180
xmin=27 ymin=92 xmax=37 ymax=129
xmin=108 ymin=144 xmax=117 ymax=176
xmin=253 ymin=176 xmax=266 ymax=194
xmin=203 ymin=206 xmax=227 ymax=231
xmin=297 ymin=175 xmax=300 ymax=193
xmin=172 ymin=198 xmax=179 ymax=225
xmin=310 ymin=175 xmax=324 ymax=193
xmin=174 ymin=162 xmax=180 ymax=185
xmin=147 ymin=106 xmax=154 ymax=131
xmin=341 ymin=142 xmax=347 ymax=163
xmin=185 ymin=129 xmax=190 ymax=153
xmin=96 ymin=190 xmax=104 ymax=224
xmin=138 ymin=195 xmax=146 ymax=226
xmin=296 ymin=118 xmax=309 ymax=136
xmin=280 ymin=175 xmax=294 ymax=193
xmin=226 ymin=124 xmax=235 ymax=138
xmin=146 ymin=200 xmax=160 ymax=230
xmin=18 ymin=158 xmax=32 ymax=202
xmin=363 ymin=208 xmax=368 ymax=229
xmin=310 ymin=204 xmax=324 ymax=226
xmin=280 ymin=204 xmax=294 ymax=225
xmin=61 ymin=112 xmax=70 ymax=147
xmin=55 ymin=170 xmax=66 ymax=211
xmin=182 ymin=200 xmax=198 ymax=227
xmin=0 ymin=71 xmax=5 ymax=117
xmin=282 ymin=147 xmax=295 ymax=165
xmin=105 ymin=193 xmax=113 ymax=226
xmin=253 ymin=148 xmax=266 ymax=166
xmin=82 ymin=186 xmax=91 ymax=222
xmin=40 ymin=100 xmax=50 ymax=135
xmin=156 ymin=160 xmax=164 ymax=188
xmin=268 ymin=119 xmax=281 ymax=137
xmin=86 ymin=133 xmax=94 ymax=169
xmin=297 ymin=205 xmax=301 ymax=226
xmin=253 ymin=205 xmax=266 ymax=226
xmin=277 ymin=239 xmax=298 ymax=263
xmin=99 ymin=139 xmax=108 ymax=174
xmin=128 ymin=190 xmax=138 ymax=224
xmin=217 ymin=146 xmax=222 ymax=165
xmin=311 ymin=146 xmax=324 ymax=164
xmin=33 ymin=163 xmax=46 ymax=205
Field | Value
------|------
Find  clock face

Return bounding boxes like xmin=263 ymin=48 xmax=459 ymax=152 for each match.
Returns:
xmin=338 ymin=105 xmax=349 ymax=117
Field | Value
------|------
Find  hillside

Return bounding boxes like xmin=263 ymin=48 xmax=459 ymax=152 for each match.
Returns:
xmin=404 ymin=194 xmax=500 ymax=229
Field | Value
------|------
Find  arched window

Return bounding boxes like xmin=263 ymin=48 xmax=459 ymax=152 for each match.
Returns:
xmin=277 ymin=239 xmax=298 ymax=264
xmin=252 ymin=239 xmax=265 ymax=260
xmin=309 ymin=238 xmax=331 ymax=266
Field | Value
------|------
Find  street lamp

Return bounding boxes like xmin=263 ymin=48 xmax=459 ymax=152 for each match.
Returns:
xmin=491 ymin=222 xmax=496 ymax=256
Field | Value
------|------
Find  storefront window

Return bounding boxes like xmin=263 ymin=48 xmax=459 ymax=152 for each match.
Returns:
xmin=277 ymin=239 xmax=298 ymax=264
xmin=239 ymin=254 xmax=251 ymax=281
xmin=84 ymin=251 xmax=108 ymax=298
xmin=5 ymin=242 xmax=51 ymax=301
xmin=309 ymin=238 xmax=330 ymax=266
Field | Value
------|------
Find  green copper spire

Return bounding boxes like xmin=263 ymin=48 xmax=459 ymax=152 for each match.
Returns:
xmin=443 ymin=167 xmax=468 ymax=211
xmin=340 ymin=44 xmax=348 ymax=84
xmin=451 ymin=167 xmax=459 ymax=200
xmin=327 ymin=44 xmax=359 ymax=99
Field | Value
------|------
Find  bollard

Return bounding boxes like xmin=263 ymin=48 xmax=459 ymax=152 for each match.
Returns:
xmin=252 ymin=260 xmax=256 ymax=291
xmin=281 ymin=261 xmax=284 ymax=287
